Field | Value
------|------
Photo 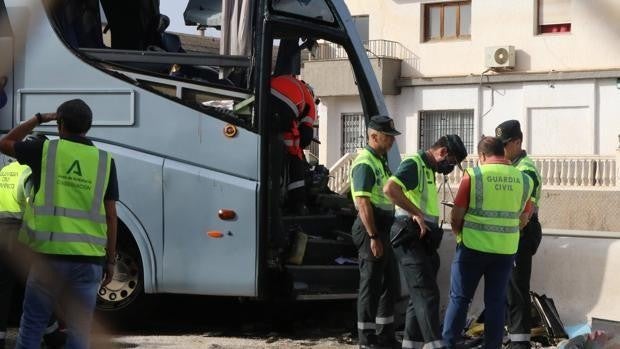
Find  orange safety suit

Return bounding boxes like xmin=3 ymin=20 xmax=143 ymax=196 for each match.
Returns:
xmin=270 ymin=75 xmax=315 ymax=159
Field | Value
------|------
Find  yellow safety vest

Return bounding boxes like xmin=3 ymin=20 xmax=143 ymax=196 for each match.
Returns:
xmin=391 ymin=154 xmax=439 ymax=224
xmin=0 ymin=161 xmax=31 ymax=220
xmin=19 ymin=139 xmax=112 ymax=257
xmin=514 ymin=155 xmax=541 ymax=206
xmin=350 ymin=148 xmax=394 ymax=212
xmin=462 ymin=164 xmax=532 ymax=254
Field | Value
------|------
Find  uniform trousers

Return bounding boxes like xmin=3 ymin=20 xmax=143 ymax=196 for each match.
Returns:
xmin=507 ymin=214 xmax=542 ymax=348
xmin=393 ymin=239 xmax=444 ymax=349
xmin=352 ymin=212 xmax=398 ymax=346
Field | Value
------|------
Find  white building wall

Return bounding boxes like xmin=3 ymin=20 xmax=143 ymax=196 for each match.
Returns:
xmin=320 ymin=78 xmax=620 ymax=163
xmin=344 ymin=0 xmax=620 ymax=77
xmin=319 ymin=96 xmax=362 ymax=167
xmin=316 ymin=2 xmax=620 ymax=166
xmin=598 ymin=80 xmax=620 ymax=154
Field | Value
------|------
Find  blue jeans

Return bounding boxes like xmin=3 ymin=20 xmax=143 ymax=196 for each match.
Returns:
xmin=15 ymin=258 xmax=102 ymax=349
xmin=442 ymin=244 xmax=515 ymax=349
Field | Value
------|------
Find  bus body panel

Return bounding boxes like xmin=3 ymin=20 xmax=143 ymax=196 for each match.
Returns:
xmin=3 ymin=0 xmax=261 ymax=297
xmin=162 ymin=159 xmax=258 ymax=296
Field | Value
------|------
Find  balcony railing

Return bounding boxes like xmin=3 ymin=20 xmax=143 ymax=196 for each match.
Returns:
xmin=310 ymin=39 xmax=418 ymax=65
xmin=329 ymin=152 xmax=619 ymax=194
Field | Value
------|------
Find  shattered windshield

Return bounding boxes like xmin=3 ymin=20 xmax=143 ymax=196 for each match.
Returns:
xmin=271 ymin=0 xmax=335 ymax=23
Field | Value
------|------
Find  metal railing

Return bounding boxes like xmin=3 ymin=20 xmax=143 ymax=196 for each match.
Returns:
xmin=328 ymin=152 xmax=619 ymax=193
xmin=310 ymin=39 xmax=418 ymax=64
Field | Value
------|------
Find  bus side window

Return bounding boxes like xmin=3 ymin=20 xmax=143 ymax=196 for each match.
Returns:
xmin=52 ymin=0 xmax=105 ymax=49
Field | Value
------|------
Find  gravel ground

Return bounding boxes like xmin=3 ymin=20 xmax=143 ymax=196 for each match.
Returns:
xmin=3 ymin=295 xmax=362 ymax=348
xmin=3 ymin=328 xmax=359 ymax=348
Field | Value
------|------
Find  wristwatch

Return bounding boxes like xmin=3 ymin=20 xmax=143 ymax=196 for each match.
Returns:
xmin=35 ymin=113 xmax=43 ymax=124
xmin=369 ymin=234 xmax=379 ymax=240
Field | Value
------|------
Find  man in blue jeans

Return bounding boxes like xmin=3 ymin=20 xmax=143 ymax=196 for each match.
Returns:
xmin=0 ymin=99 xmax=118 ymax=349
xmin=442 ymin=137 xmax=533 ymax=349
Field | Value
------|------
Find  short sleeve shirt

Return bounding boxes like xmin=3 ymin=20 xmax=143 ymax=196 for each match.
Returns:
xmin=391 ymin=151 xmax=433 ymax=192
xmin=351 ymin=146 xmax=392 ymax=198
xmin=14 ymin=136 xmax=119 ymax=201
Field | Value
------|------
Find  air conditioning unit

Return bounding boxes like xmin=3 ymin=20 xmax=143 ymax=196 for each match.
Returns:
xmin=485 ymin=46 xmax=516 ymax=69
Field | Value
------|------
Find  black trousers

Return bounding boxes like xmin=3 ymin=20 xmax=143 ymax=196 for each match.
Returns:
xmin=507 ymin=214 xmax=542 ymax=347
xmin=391 ymin=217 xmax=443 ymax=349
xmin=286 ymin=154 xmax=307 ymax=211
xmin=352 ymin=213 xmax=398 ymax=346
xmin=0 ymin=220 xmax=20 ymax=338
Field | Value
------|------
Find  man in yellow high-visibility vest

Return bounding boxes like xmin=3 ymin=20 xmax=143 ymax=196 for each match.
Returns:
xmin=0 ymin=160 xmax=31 ymax=348
xmin=0 ymin=135 xmax=68 ymax=349
xmin=495 ymin=120 xmax=543 ymax=349
xmin=442 ymin=137 xmax=533 ymax=349
xmin=0 ymin=99 xmax=119 ymax=349
xmin=383 ymin=134 xmax=467 ymax=349
xmin=350 ymin=115 xmax=400 ymax=349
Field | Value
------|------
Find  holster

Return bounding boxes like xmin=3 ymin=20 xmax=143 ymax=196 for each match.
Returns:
xmin=389 ymin=216 xmax=444 ymax=251
xmin=389 ymin=216 xmax=420 ymax=248
xmin=425 ymin=222 xmax=444 ymax=251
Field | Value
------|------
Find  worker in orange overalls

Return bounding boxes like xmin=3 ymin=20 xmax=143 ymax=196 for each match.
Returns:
xmin=270 ymin=75 xmax=318 ymax=215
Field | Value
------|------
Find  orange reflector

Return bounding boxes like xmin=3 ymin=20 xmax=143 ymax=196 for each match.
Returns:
xmin=218 ymin=209 xmax=236 ymax=220
xmin=207 ymin=231 xmax=224 ymax=238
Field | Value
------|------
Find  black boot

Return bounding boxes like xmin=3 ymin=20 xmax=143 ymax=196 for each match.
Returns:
xmin=43 ymin=329 xmax=66 ymax=349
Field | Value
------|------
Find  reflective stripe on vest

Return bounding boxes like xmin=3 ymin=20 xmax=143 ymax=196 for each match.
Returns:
xmin=19 ymin=139 xmax=111 ymax=256
xmin=515 ymin=155 xmax=541 ymax=206
xmin=350 ymin=148 xmax=394 ymax=212
xmin=0 ymin=161 xmax=31 ymax=219
xmin=462 ymin=164 xmax=531 ymax=255
xmin=393 ymin=154 xmax=439 ymax=224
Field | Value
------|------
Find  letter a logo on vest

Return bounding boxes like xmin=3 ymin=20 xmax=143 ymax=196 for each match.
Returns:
xmin=66 ymin=160 xmax=83 ymax=177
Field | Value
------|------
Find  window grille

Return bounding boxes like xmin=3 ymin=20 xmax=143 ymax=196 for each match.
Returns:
xmin=419 ymin=110 xmax=474 ymax=154
xmin=341 ymin=113 xmax=367 ymax=155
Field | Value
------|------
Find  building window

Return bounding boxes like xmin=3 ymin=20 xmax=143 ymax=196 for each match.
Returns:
xmin=424 ymin=1 xmax=471 ymax=42
xmin=419 ymin=110 xmax=474 ymax=154
xmin=342 ymin=113 xmax=367 ymax=155
xmin=538 ymin=0 xmax=571 ymax=34
xmin=352 ymin=15 xmax=369 ymax=43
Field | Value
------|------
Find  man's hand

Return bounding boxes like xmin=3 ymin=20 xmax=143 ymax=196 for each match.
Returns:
xmin=412 ymin=214 xmax=429 ymax=238
xmin=370 ymin=238 xmax=383 ymax=258
xmin=102 ymin=262 xmax=115 ymax=286
xmin=39 ymin=112 xmax=57 ymax=123
xmin=519 ymin=212 xmax=530 ymax=229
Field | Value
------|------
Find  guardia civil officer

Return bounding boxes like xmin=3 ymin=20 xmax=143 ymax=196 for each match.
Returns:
xmin=0 ymin=99 xmax=119 ymax=349
xmin=0 ymin=160 xmax=31 ymax=348
xmin=383 ymin=135 xmax=467 ymax=349
xmin=442 ymin=137 xmax=533 ymax=349
xmin=495 ymin=120 xmax=543 ymax=349
xmin=350 ymin=115 xmax=400 ymax=349
xmin=0 ymin=154 xmax=66 ymax=349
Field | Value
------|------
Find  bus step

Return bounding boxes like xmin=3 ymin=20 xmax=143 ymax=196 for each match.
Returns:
xmin=286 ymin=265 xmax=359 ymax=298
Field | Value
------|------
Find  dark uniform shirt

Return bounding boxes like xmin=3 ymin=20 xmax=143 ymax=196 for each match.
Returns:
xmin=351 ymin=145 xmax=392 ymax=199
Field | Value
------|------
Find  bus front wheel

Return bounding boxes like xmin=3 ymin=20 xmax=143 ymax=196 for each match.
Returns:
xmin=96 ymin=231 xmax=144 ymax=312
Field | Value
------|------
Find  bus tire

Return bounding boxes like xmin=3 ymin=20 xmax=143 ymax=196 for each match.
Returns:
xmin=96 ymin=223 xmax=144 ymax=314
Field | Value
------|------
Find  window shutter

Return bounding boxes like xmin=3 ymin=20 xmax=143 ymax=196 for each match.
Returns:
xmin=539 ymin=0 xmax=571 ymax=25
